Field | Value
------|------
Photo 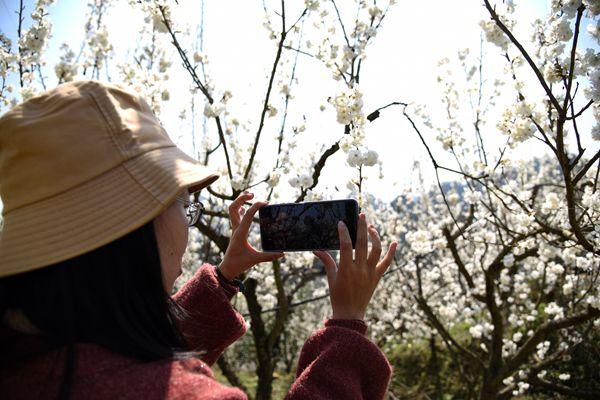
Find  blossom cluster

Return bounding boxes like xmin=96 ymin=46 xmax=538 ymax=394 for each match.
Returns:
xmin=19 ymin=0 xmax=56 ymax=66
xmin=329 ymin=85 xmax=365 ymax=126
xmin=496 ymin=100 xmax=537 ymax=145
xmin=54 ymin=44 xmax=76 ymax=82
xmin=117 ymin=1 xmax=177 ymax=115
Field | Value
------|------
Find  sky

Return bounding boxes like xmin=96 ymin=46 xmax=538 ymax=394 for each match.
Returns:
xmin=0 ymin=0 xmax=598 ymax=213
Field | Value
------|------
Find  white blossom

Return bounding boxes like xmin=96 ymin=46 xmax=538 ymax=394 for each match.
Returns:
xmin=54 ymin=44 xmax=77 ymax=82
xmin=330 ymin=86 xmax=365 ymax=126
xmin=19 ymin=86 xmax=37 ymax=101
xmin=542 ymin=192 xmax=560 ymax=213
xmin=368 ymin=6 xmax=382 ymax=18
xmin=545 ymin=302 xmax=564 ymax=319
xmin=151 ymin=6 xmax=170 ymax=33
xmin=465 ymin=190 xmax=482 ymax=204
xmin=479 ymin=19 xmax=509 ymax=50
xmin=203 ymin=102 xmax=225 ymax=118
xmin=267 ymin=171 xmax=280 ymax=187
xmin=299 ymin=174 xmax=313 ymax=187
xmin=550 ymin=17 xmax=573 ymax=42
xmin=362 ymin=150 xmax=379 ymax=166
xmin=406 ymin=230 xmax=433 ymax=254
xmin=193 ymin=52 xmax=204 ymax=63
xmin=347 ymin=149 xmax=363 ymax=167
xmin=267 ymin=104 xmax=278 ymax=117
xmin=305 ymin=0 xmax=319 ymax=11
xmin=469 ymin=324 xmax=484 ymax=339
xmin=558 ymin=373 xmax=571 ymax=381
xmin=502 ymin=254 xmax=515 ymax=267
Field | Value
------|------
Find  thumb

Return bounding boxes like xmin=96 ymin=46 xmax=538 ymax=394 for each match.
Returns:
xmin=313 ymin=250 xmax=337 ymax=286
xmin=257 ymin=251 xmax=284 ymax=263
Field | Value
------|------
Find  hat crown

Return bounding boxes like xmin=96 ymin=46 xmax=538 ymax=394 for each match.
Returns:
xmin=0 ymin=81 xmax=175 ymax=215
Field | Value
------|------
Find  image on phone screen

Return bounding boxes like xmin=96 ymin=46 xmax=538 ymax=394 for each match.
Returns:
xmin=259 ymin=199 xmax=359 ymax=252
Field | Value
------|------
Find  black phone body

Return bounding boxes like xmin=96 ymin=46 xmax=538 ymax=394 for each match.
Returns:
xmin=259 ymin=199 xmax=359 ymax=252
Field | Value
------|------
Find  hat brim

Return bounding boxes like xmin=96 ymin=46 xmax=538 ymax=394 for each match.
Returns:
xmin=0 ymin=146 xmax=219 ymax=278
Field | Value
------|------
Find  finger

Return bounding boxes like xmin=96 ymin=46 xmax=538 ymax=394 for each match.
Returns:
xmin=231 ymin=207 xmax=242 ymax=231
xmin=230 ymin=207 xmax=240 ymax=231
xmin=375 ymin=241 xmax=398 ymax=277
xmin=229 ymin=192 xmax=254 ymax=230
xmin=355 ymin=213 xmax=368 ymax=267
xmin=338 ymin=221 xmax=353 ymax=270
xmin=236 ymin=201 xmax=267 ymax=238
xmin=233 ymin=208 xmax=246 ymax=231
xmin=313 ymin=250 xmax=337 ymax=286
xmin=229 ymin=194 xmax=254 ymax=231
xmin=229 ymin=191 xmax=253 ymax=210
xmin=367 ymin=225 xmax=382 ymax=270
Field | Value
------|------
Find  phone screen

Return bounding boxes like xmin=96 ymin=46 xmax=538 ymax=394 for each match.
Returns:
xmin=258 ymin=199 xmax=359 ymax=252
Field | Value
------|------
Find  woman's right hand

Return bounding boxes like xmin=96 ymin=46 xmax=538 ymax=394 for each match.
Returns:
xmin=313 ymin=213 xmax=398 ymax=321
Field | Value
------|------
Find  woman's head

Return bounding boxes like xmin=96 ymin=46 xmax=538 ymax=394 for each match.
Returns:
xmin=0 ymin=79 xmax=219 ymax=352
xmin=0 ymin=80 xmax=218 ymax=327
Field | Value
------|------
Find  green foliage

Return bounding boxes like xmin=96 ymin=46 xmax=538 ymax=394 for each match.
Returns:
xmin=213 ymin=368 xmax=296 ymax=400
xmin=380 ymin=325 xmax=600 ymax=399
xmin=384 ymin=336 xmax=480 ymax=399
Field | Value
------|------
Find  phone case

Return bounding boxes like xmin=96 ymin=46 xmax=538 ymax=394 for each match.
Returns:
xmin=258 ymin=198 xmax=359 ymax=252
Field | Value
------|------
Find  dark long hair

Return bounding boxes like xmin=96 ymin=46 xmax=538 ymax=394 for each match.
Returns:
xmin=0 ymin=220 xmax=201 ymax=399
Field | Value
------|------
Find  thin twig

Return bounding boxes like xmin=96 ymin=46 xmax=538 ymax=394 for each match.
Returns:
xmin=243 ymin=0 xmax=289 ymax=182
xmin=17 ymin=0 xmax=24 ymax=88
xmin=158 ymin=5 xmax=235 ymax=183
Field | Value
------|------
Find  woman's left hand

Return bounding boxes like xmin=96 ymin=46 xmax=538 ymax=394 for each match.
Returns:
xmin=218 ymin=191 xmax=284 ymax=280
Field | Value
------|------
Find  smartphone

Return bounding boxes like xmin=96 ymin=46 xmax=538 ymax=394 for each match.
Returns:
xmin=258 ymin=199 xmax=359 ymax=252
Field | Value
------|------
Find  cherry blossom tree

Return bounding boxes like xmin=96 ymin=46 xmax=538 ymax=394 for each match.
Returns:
xmin=155 ymin=2 xmax=396 ymax=397
xmin=1 ymin=1 xmax=599 ymax=399
xmin=359 ymin=1 xmax=600 ymax=398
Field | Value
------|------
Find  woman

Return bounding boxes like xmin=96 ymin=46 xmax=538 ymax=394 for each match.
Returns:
xmin=0 ymin=81 xmax=398 ymax=399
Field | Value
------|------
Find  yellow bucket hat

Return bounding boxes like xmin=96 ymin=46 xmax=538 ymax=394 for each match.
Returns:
xmin=0 ymin=80 xmax=219 ymax=278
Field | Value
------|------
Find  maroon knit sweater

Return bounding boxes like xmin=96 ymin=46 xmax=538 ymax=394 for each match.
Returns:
xmin=0 ymin=263 xmax=392 ymax=399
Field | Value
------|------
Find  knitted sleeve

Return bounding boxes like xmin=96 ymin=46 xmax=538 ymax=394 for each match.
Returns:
xmin=172 ymin=263 xmax=247 ymax=366
xmin=284 ymin=318 xmax=392 ymax=400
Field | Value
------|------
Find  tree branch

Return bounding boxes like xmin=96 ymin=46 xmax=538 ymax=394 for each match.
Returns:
xmin=482 ymin=0 xmax=563 ymax=114
xmin=501 ymin=306 xmax=600 ymax=380
xmin=243 ymin=1 xmax=288 ymax=181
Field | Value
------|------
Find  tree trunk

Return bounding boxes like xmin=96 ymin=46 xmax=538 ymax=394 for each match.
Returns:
xmin=255 ymin=358 xmax=274 ymax=400
xmin=244 ymin=278 xmax=276 ymax=400
xmin=217 ymin=354 xmax=250 ymax=396
xmin=479 ymin=374 xmax=500 ymax=400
